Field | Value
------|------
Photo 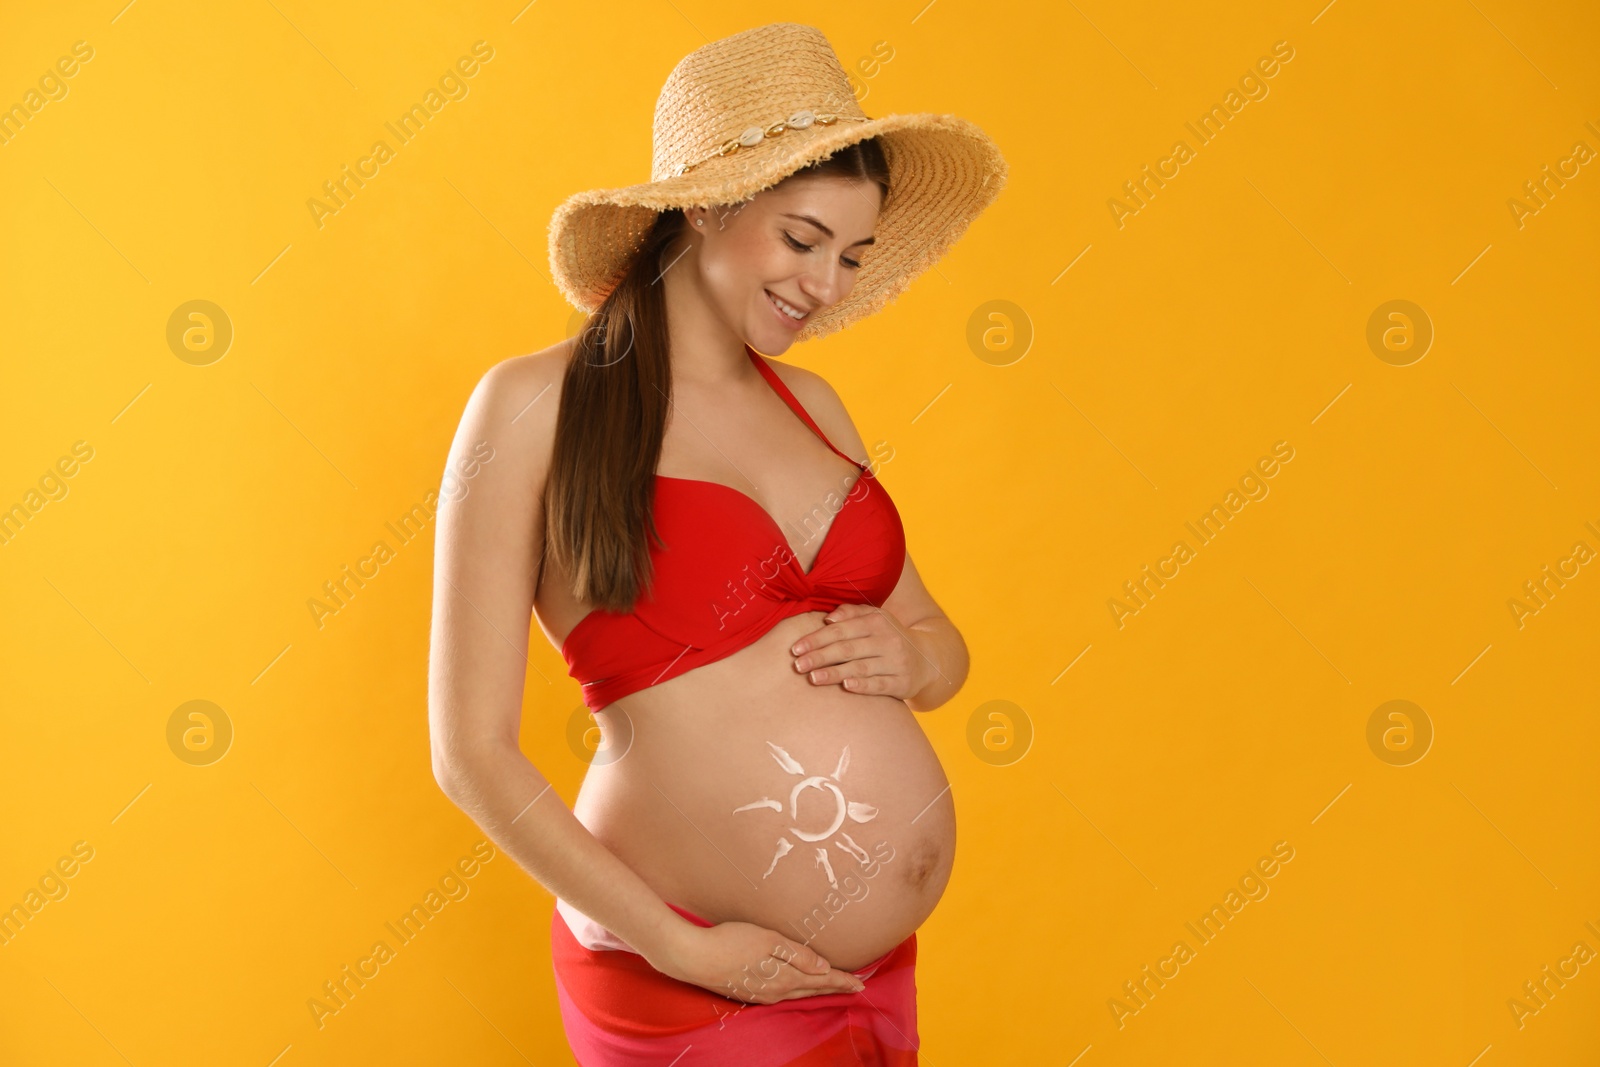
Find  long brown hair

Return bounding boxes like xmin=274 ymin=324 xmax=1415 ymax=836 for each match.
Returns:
xmin=543 ymin=139 xmax=891 ymax=612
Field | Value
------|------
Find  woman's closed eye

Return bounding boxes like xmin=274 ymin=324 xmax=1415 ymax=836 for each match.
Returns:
xmin=784 ymin=231 xmax=862 ymax=269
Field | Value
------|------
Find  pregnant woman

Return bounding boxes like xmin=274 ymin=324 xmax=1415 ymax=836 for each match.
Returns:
xmin=428 ymin=22 xmax=1005 ymax=1065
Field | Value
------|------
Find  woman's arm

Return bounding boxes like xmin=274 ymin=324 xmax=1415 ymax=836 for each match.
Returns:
xmin=774 ymin=364 xmax=972 ymax=712
xmin=889 ymin=556 xmax=970 ymax=712
xmin=427 ymin=348 xmax=694 ymax=967
xmin=794 ymin=554 xmax=971 ymax=712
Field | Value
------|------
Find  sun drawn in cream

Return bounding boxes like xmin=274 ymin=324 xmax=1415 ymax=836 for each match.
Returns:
xmin=733 ymin=741 xmax=880 ymax=888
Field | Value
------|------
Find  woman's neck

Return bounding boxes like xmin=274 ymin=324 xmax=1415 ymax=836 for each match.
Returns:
xmin=659 ymin=239 xmax=756 ymax=386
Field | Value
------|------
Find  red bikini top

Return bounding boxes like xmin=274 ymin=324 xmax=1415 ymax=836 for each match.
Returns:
xmin=560 ymin=344 xmax=907 ymax=712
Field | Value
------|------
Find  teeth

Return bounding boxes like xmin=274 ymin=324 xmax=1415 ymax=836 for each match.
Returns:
xmin=768 ymin=291 xmax=805 ymax=320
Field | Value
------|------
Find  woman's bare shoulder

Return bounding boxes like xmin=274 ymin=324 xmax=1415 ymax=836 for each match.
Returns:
xmin=461 ymin=336 xmax=576 ymax=435
xmin=477 ymin=334 xmax=577 ymax=406
xmin=447 ymin=336 xmax=580 ymax=496
xmin=755 ymin=353 xmax=871 ymax=464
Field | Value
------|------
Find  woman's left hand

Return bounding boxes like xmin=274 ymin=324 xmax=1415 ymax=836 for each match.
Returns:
xmin=789 ymin=603 xmax=929 ymax=700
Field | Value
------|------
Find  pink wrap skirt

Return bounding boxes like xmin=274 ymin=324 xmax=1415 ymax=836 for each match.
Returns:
xmin=550 ymin=900 xmax=920 ymax=1065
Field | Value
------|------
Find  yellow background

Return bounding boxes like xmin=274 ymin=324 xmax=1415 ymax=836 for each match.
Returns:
xmin=2 ymin=0 xmax=1597 ymax=1063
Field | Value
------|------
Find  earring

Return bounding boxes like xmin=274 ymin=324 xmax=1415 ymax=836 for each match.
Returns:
xmin=694 ymin=218 xmax=704 ymax=227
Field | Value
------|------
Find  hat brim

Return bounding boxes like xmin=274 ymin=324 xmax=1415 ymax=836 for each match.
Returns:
xmin=547 ymin=112 xmax=1007 ymax=343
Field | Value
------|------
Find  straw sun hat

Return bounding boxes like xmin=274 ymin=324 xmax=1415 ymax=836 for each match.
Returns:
xmin=546 ymin=22 xmax=1008 ymax=344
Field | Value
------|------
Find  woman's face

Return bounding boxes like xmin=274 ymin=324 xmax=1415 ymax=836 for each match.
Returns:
xmin=681 ymin=173 xmax=884 ymax=354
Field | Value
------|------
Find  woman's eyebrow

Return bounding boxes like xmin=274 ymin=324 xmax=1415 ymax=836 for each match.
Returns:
xmin=780 ymin=212 xmax=876 ymax=247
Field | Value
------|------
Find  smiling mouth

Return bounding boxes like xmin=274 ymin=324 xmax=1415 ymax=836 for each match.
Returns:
xmin=765 ymin=289 xmax=811 ymax=323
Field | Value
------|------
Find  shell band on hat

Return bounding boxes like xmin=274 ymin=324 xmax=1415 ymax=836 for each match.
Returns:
xmin=670 ymin=111 xmax=874 ymax=177
xmin=547 ymin=22 xmax=1008 ymax=344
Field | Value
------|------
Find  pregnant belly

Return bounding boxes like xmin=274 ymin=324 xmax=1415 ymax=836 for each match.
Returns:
xmin=570 ymin=611 xmax=957 ymax=972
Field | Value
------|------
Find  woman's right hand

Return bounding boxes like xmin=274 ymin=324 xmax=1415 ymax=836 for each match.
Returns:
xmin=646 ymin=919 xmax=867 ymax=1003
